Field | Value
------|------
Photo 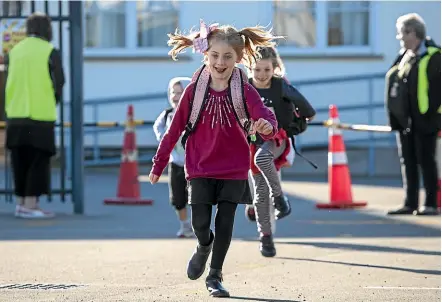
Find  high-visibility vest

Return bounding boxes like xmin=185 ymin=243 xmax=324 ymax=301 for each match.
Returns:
xmin=418 ymin=46 xmax=441 ymax=114
xmin=5 ymin=37 xmax=56 ymax=121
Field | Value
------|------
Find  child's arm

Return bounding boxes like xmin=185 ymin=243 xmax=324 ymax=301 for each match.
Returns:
xmin=282 ymin=80 xmax=316 ymax=120
xmin=153 ymin=111 xmax=167 ymax=142
xmin=244 ymin=83 xmax=278 ymax=140
xmin=151 ymin=84 xmax=193 ymax=177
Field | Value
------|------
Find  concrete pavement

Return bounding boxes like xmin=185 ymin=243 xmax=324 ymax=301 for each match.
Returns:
xmin=0 ymin=169 xmax=440 ymax=301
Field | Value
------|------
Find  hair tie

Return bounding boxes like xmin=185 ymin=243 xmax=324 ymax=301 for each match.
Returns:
xmin=193 ymin=19 xmax=219 ymax=53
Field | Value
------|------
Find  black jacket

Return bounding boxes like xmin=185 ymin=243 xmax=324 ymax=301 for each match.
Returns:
xmin=386 ymin=37 xmax=441 ymax=134
xmin=281 ymin=78 xmax=316 ymax=119
xmin=249 ymin=77 xmax=316 ymax=120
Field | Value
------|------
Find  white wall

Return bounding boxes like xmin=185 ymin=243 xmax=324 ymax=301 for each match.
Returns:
xmin=1 ymin=1 xmax=440 ymax=148
xmin=79 ymin=1 xmax=440 ymax=148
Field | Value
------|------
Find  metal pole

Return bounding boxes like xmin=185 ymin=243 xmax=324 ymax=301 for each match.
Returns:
xmin=69 ymin=2 xmax=84 ymax=214
xmin=58 ymin=0 xmax=66 ymax=202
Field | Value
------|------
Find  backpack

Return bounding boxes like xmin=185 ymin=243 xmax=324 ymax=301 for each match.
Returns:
xmin=180 ymin=65 xmax=252 ymax=148
xmin=249 ymin=77 xmax=317 ymax=169
xmin=163 ymin=107 xmax=174 ymax=123
xmin=277 ymin=78 xmax=309 ymax=137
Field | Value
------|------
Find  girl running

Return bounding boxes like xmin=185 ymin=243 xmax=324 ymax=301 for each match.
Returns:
xmin=149 ymin=20 xmax=279 ymax=297
xmin=153 ymin=77 xmax=193 ymax=238
xmin=247 ymin=46 xmax=316 ymax=257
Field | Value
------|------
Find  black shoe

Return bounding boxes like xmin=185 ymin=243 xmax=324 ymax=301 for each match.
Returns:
xmin=414 ymin=206 xmax=440 ymax=216
xmin=245 ymin=205 xmax=256 ymax=222
xmin=187 ymin=232 xmax=214 ymax=280
xmin=260 ymin=234 xmax=276 ymax=257
xmin=205 ymin=268 xmax=230 ymax=298
xmin=387 ymin=206 xmax=416 ymax=215
xmin=274 ymin=195 xmax=291 ymax=220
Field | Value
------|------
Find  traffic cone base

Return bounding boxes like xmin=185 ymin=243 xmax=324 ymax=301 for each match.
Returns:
xmin=316 ymin=201 xmax=367 ymax=209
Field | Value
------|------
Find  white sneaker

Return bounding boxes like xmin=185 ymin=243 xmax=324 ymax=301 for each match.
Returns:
xmin=176 ymin=224 xmax=194 ymax=238
xmin=15 ymin=205 xmax=23 ymax=217
xmin=16 ymin=206 xmax=55 ymax=219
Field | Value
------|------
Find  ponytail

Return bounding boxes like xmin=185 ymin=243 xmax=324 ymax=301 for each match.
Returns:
xmin=238 ymin=26 xmax=282 ymax=66
xmin=167 ymin=30 xmax=200 ymax=61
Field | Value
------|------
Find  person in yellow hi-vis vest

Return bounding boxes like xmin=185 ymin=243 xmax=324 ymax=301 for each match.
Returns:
xmin=385 ymin=13 xmax=440 ymax=216
xmin=4 ymin=12 xmax=65 ymax=219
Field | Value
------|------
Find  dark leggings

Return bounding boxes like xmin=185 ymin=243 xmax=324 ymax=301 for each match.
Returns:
xmin=10 ymin=146 xmax=51 ymax=197
xmin=191 ymin=201 xmax=238 ymax=270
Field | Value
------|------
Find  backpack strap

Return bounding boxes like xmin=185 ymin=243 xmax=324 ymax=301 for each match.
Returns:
xmin=181 ymin=66 xmax=252 ymax=148
xmin=164 ymin=107 xmax=174 ymax=122
xmin=227 ymin=67 xmax=251 ymax=133
xmin=181 ymin=65 xmax=211 ymax=147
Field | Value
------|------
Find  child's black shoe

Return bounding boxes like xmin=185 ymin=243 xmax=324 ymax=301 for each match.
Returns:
xmin=187 ymin=232 xmax=214 ymax=280
xmin=260 ymin=234 xmax=276 ymax=257
xmin=205 ymin=268 xmax=230 ymax=297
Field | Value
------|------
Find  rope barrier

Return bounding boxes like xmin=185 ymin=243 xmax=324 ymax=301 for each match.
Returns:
xmin=0 ymin=119 xmax=392 ymax=132
xmin=0 ymin=120 xmax=154 ymax=129
xmin=309 ymin=120 xmax=392 ymax=133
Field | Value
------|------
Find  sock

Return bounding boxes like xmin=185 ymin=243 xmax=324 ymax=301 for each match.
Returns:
xmin=181 ymin=219 xmax=191 ymax=228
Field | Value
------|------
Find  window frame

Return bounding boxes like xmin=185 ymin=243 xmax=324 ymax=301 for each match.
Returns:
xmin=83 ymin=1 xmax=179 ymax=58
xmin=274 ymin=1 xmax=379 ymax=56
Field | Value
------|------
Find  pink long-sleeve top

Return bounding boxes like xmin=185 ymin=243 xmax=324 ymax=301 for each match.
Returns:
xmin=152 ymin=82 xmax=277 ymax=180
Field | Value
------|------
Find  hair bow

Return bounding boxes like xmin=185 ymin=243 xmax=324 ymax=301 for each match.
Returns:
xmin=193 ymin=19 xmax=219 ymax=54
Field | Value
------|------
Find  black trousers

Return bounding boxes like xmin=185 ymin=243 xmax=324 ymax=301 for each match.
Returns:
xmin=10 ymin=146 xmax=51 ymax=197
xmin=397 ymin=130 xmax=438 ymax=208
xmin=191 ymin=202 xmax=238 ymax=270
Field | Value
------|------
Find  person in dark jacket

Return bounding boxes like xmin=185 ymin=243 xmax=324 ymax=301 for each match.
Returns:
xmin=385 ymin=13 xmax=440 ymax=216
xmin=4 ymin=12 xmax=65 ymax=219
xmin=247 ymin=46 xmax=316 ymax=257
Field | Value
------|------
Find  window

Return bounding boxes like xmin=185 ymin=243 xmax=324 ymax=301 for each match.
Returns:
xmin=84 ymin=0 xmax=179 ymax=52
xmin=137 ymin=1 xmax=178 ymax=47
xmin=84 ymin=1 xmax=126 ymax=48
xmin=273 ymin=1 xmax=317 ymax=47
xmin=327 ymin=1 xmax=369 ymax=46
xmin=1 ymin=1 xmax=24 ymax=16
xmin=273 ymin=0 xmax=373 ymax=52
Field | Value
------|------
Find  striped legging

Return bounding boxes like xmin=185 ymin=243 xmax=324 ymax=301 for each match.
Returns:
xmin=252 ymin=139 xmax=286 ymax=235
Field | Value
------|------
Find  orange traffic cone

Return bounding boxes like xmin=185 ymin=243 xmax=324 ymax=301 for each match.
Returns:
xmin=436 ymin=131 xmax=441 ymax=209
xmin=316 ymin=105 xmax=367 ymax=209
xmin=104 ymin=105 xmax=154 ymax=205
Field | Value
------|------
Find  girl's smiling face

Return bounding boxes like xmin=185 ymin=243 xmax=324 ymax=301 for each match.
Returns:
xmin=206 ymin=40 xmax=241 ymax=84
xmin=251 ymin=59 xmax=274 ymax=88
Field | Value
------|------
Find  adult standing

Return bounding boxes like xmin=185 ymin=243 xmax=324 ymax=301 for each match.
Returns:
xmin=4 ymin=12 xmax=65 ymax=218
xmin=385 ymin=13 xmax=440 ymax=216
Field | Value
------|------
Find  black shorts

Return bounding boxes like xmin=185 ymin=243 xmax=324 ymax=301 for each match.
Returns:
xmin=168 ymin=163 xmax=188 ymax=210
xmin=188 ymin=178 xmax=253 ymax=205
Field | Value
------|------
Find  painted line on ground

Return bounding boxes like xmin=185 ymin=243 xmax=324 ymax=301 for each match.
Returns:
xmin=364 ymin=286 xmax=441 ymax=290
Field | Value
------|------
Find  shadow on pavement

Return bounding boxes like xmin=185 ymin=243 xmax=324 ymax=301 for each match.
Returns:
xmin=235 ymin=192 xmax=440 ymax=240
xmin=229 ymin=296 xmax=301 ymax=302
xmin=273 ymin=241 xmax=440 ymax=256
xmin=275 ymin=257 xmax=441 ymax=276
xmin=0 ymin=171 xmax=439 ymax=241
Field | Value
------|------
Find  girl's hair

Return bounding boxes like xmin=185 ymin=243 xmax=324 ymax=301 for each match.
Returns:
xmin=167 ymin=23 xmax=282 ymax=67
xmin=253 ymin=46 xmax=286 ymax=78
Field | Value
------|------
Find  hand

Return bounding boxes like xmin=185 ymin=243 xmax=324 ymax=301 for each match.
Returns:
xmin=254 ymin=118 xmax=273 ymax=136
xmin=149 ymin=172 xmax=160 ymax=184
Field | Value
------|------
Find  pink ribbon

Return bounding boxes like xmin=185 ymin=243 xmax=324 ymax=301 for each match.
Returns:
xmin=193 ymin=19 xmax=219 ymax=54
